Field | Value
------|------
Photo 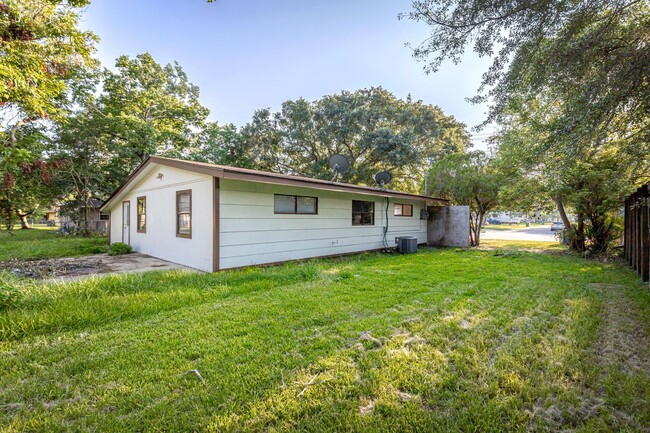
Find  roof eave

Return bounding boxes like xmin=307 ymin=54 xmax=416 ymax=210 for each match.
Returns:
xmin=101 ymin=156 xmax=448 ymax=211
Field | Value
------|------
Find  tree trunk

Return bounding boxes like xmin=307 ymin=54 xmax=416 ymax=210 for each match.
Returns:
xmin=16 ymin=210 xmax=31 ymax=229
xmin=469 ymin=212 xmax=477 ymax=246
xmin=475 ymin=211 xmax=484 ymax=246
xmin=573 ymin=213 xmax=586 ymax=251
xmin=555 ymin=197 xmax=572 ymax=231
xmin=79 ymin=200 xmax=92 ymax=237
xmin=554 ymin=197 xmax=586 ymax=251
xmin=469 ymin=209 xmax=484 ymax=247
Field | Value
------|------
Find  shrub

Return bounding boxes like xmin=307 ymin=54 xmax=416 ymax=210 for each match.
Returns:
xmin=81 ymin=245 xmax=109 ymax=255
xmin=108 ymin=242 xmax=133 ymax=256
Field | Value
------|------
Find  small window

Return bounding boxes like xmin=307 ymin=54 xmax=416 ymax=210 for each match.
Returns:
xmin=352 ymin=200 xmax=374 ymax=226
xmin=176 ymin=190 xmax=191 ymax=238
xmin=136 ymin=197 xmax=146 ymax=232
xmin=394 ymin=203 xmax=413 ymax=217
xmin=274 ymin=194 xmax=318 ymax=214
xmin=99 ymin=212 xmax=110 ymax=221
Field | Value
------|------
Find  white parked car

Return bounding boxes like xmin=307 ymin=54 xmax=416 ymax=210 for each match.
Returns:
xmin=550 ymin=221 xmax=565 ymax=231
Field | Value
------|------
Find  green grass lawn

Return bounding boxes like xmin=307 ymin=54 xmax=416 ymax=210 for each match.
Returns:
xmin=0 ymin=247 xmax=648 ymax=432
xmin=480 ymin=239 xmax=567 ymax=252
xmin=0 ymin=227 xmax=107 ymax=261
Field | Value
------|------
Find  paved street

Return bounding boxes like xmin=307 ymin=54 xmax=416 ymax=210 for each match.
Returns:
xmin=481 ymin=225 xmax=559 ymax=242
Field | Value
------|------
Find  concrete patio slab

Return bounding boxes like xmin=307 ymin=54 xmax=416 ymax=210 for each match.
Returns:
xmin=1 ymin=253 xmax=197 ymax=282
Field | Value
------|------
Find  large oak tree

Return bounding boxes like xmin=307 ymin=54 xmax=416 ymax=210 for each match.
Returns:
xmin=239 ymin=87 xmax=470 ymax=192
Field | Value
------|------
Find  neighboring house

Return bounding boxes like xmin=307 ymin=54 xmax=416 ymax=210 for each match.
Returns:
xmin=43 ymin=209 xmax=58 ymax=224
xmin=101 ymin=156 xmax=469 ymax=272
xmin=60 ymin=199 xmax=110 ymax=234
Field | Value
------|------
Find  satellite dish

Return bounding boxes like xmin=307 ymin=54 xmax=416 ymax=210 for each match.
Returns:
xmin=374 ymin=171 xmax=392 ymax=189
xmin=329 ymin=154 xmax=350 ymax=181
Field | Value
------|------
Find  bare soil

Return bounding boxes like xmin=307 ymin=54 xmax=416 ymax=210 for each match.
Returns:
xmin=0 ymin=253 xmax=194 ymax=280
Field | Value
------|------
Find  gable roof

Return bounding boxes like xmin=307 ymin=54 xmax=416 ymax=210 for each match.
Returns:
xmin=101 ymin=156 xmax=448 ymax=211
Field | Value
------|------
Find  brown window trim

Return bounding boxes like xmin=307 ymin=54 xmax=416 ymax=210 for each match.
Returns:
xmin=273 ymin=194 xmax=318 ymax=215
xmin=136 ymin=196 xmax=146 ymax=233
xmin=122 ymin=200 xmax=130 ymax=245
xmin=352 ymin=200 xmax=375 ymax=226
xmin=176 ymin=189 xmax=192 ymax=239
xmin=394 ymin=203 xmax=413 ymax=217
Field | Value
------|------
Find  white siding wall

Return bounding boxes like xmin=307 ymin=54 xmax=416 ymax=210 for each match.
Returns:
xmin=108 ymin=165 xmax=214 ymax=272
xmin=219 ymin=179 xmax=427 ymax=269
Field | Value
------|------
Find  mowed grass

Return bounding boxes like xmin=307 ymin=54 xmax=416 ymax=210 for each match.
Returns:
xmin=0 ymin=247 xmax=648 ymax=432
xmin=0 ymin=228 xmax=107 ymax=261
xmin=481 ymin=239 xmax=567 ymax=252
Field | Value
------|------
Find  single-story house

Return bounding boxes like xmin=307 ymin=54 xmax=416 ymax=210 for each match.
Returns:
xmin=41 ymin=201 xmax=109 ymax=232
xmin=59 ymin=199 xmax=110 ymax=234
xmin=44 ymin=209 xmax=58 ymax=223
xmin=100 ymin=156 xmax=469 ymax=272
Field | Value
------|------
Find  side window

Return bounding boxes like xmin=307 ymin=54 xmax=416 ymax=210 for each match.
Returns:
xmin=137 ymin=196 xmax=146 ymax=232
xmin=394 ymin=203 xmax=413 ymax=217
xmin=176 ymin=190 xmax=191 ymax=238
xmin=352 ymin=200 xmax=375 ymax=226
xmin=274 ymin=194 xmax=318 ymax=214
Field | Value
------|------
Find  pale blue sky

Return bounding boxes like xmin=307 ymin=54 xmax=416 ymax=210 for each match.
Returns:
xmin=81 ymin=0 xmax=493 ymax=148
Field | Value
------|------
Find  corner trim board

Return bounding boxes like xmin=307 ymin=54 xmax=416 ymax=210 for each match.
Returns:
xmin=213 ymin=177 xmax=220 ymax=272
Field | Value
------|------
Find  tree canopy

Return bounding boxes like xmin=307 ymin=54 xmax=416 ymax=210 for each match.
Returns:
xmin=405 ymin=0 xmax=650 ymax=252
xmin=239 ymin=87 xmax=470 ymax=192
xmin=0 ymin=0 xmax=97 ymax=126
xmin=403 ymin=0 xmax=648 ymax=128
xmin=99 ymin=53 xmax=210 ymax=175
xmin=493 ymin=92 xmax=644 ymax=252
xmin=0 ymin=0 xmax=97 ymax=229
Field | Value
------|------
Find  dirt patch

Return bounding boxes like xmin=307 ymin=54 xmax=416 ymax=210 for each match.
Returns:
xmin=528 ymin=397 xmax=608 ymax=431
xmin=359 ymin=399 xmax=375 ymax=416
xmin=0 ymin=256 xmax=108 ymax=278
xmin=0 ymin=253 xmax=195 ymax=281
xmin=591 ymin=283 xmax=650 ymax=373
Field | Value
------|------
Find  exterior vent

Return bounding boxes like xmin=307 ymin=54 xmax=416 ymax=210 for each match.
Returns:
xmin=396 ymin=236 xmax=418 ymax=254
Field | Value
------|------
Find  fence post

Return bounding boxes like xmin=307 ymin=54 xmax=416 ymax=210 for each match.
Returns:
xmin=624 ymin=183 xmax=650 ymax=284
xmin=639 ymin=184 xmax=650 ymax=281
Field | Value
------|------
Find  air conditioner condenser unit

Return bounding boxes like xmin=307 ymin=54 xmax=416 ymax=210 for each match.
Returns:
xmin=395 ymin=236 xmax=418 ymax=253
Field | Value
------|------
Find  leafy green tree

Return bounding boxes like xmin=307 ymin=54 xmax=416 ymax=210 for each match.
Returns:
xmin=494 ymin=94 xmax=645 ymax=252
xmin=192 ymin=122 xmax=252 ymax=168
xmin=0 ymin=0 xmax=97 ymax=128
xmin=405 ymin=0 xmax=649 ymax=252
xmin=99 ymin=53 xmax=210 ymax=178
xmin=0 ymin=126 xmax=60 ymax=229
xmin=51 ymin=109 xmax=115 ymax=235
xmin=428 ymin=151 xmax=500 ymax=246
xmin=0 ymin=0 xmax=97 ymax=229
xmin=241 ymin=87 xmax=469 ymax=192
xmin=403 ymin=0 xmax=649 ymax=141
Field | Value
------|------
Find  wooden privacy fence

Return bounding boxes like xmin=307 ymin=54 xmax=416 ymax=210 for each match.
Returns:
xmin=624 ymin=183 xmax=649 ymax=283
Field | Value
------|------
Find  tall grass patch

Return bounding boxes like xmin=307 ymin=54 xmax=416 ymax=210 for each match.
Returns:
xmin=0 ymin=248 xmax=647 ymax=432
